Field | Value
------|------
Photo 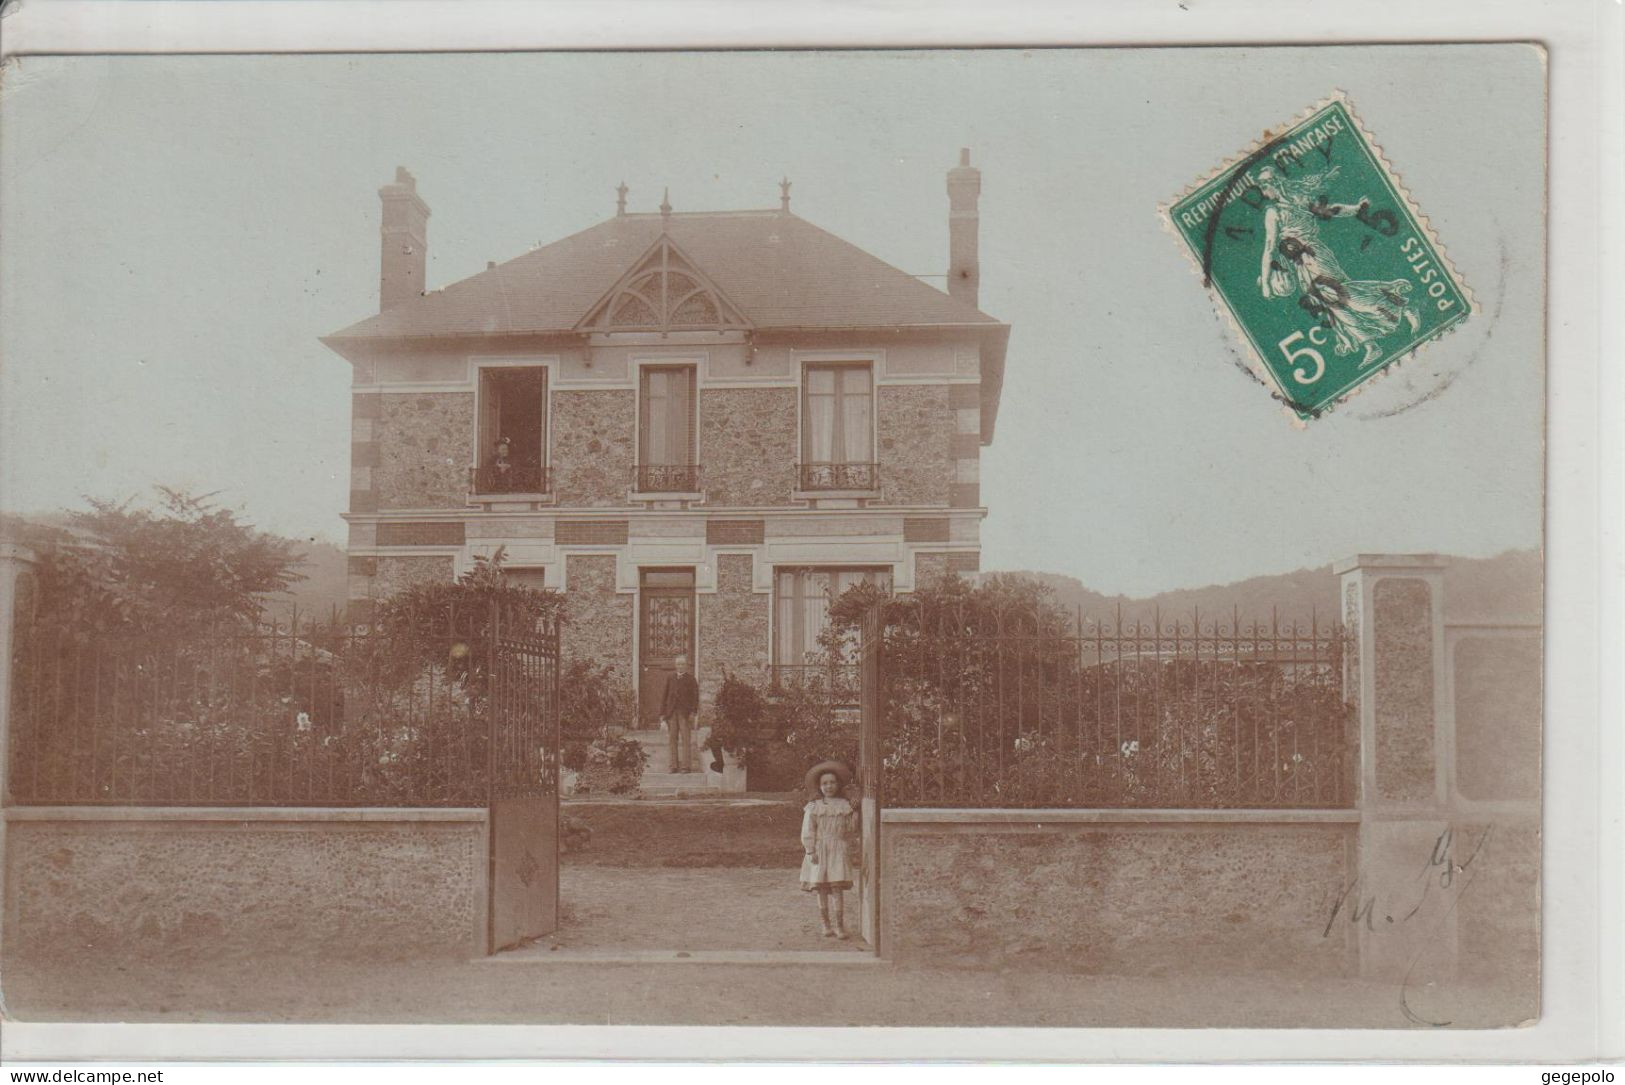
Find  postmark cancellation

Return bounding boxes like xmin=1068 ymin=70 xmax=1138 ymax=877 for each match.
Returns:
xmin=1163 ymin=94 xmax=1476 ymax=421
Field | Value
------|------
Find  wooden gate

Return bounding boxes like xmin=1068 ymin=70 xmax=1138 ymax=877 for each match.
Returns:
xmin=486 ymin=603 xmax=561 ymax=953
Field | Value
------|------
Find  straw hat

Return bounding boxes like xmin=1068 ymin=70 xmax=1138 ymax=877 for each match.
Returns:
xmin=803 ymin=759 xmax=854 ymax=797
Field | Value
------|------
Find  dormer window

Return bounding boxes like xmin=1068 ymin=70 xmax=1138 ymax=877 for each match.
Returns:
xmin=472 ymin=366 xmax=549 ymax=495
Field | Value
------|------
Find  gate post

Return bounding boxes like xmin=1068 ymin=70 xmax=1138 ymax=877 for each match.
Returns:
xmin=1336 ymin=554 xmax=1456 ymax=991
xmin=0 ymin=541 xmax=40 ymax=963
xmin=858 ymin=602 xmax=883 ymax=951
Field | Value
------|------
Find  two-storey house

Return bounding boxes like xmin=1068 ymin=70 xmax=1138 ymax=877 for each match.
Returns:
xmin=323 ymin=153 xmax=1009 ymax=722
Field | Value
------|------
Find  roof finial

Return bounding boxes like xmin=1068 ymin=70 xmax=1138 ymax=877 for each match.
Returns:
xmin=616 ymin=181 xmax=628 ymax=217
xmin=779 ymin=176 xmax=792 ymax=212
xmin=660 ymin=187 xmax=672 ymax=220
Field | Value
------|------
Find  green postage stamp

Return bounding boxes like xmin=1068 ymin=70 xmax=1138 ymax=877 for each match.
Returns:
xmin=1163 ymin=95 xmax=1474 ymax=420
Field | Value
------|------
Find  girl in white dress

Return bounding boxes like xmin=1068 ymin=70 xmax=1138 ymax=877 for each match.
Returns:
xmin=800 ymin=760 xmax=857 ymax=939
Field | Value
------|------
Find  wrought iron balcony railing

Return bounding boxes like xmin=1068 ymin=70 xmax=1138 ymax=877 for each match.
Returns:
xmin=633 ymin=463 xmax=702 ymax=493
xmin=469 ymin=464 xmax=551 ymax=496
xmin=798 ymin=462 xmax=879 ymax=492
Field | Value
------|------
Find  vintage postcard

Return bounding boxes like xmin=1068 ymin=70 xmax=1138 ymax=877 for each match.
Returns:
xmin=0 ymin=41 xmax=1550 ymax=1054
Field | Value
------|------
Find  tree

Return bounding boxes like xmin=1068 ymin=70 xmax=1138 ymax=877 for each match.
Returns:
xmin=372 ymin=547 xmax=565 ymax=684
xmin=33 ymin=487 xmax=305 ymax=638
xmin=375 ymin=547 xmax=563 ymax=628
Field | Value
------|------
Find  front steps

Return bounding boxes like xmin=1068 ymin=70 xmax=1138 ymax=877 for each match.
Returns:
xmin=627 ymin=727 xmax=730 ymax=797
xmin=561 ymin=728 xmax=743 ymax=798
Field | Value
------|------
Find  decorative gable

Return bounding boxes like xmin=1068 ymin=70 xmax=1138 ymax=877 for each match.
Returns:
xmin=575 ymin=234 xmax=752 ymax=335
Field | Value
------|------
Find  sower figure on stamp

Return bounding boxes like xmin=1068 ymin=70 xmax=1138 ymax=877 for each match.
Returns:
xmin=1255 ymin=164 xmax=1419 ymax=368
xmin=659 ymin=654 xmax=700 ymax=773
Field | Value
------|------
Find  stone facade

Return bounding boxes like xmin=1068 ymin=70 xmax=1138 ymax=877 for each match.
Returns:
xmin=5 ymin=814 xmax=485 ymax=957
xmin=697 ymin=554 xmax=770 ymax=702
xmin=913 ymin=552 xmax=949 ymax=588
xmin=882 ymin=818 xmax=1356 ymax=976
xmin=552 ymin=389 xmax=635 ymax=507
xmin=374 ymin=392 xmax=474 ymax=510
xmin=372 ymin=555 xmax=455 ymax=599
xmin=700 ymin=388 xmax=797 ymax=506
xmin=1372 ymin=578 xmax=1435 ymax=803
xmin=877 ymin=385 xmax=954 ymax=506
xmin=564 ymin=554 xmax=634 ymax=698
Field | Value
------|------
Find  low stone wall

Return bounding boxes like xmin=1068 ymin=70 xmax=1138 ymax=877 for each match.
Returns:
xmin=4 ymin=807 xmax=487 ymax=958
xmin=881 ymin=809 xmax=1359 ymax=977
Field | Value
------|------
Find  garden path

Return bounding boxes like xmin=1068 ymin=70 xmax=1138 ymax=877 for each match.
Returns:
xmin=554 ymin=798 xmax=866 ymax=953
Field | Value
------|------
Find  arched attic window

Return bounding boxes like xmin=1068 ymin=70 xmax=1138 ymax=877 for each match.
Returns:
xmin=576 ymin=236 xmax=751 ymax=335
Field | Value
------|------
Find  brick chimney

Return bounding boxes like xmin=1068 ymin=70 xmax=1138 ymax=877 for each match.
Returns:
xmin=946 ymin=148 xmax=981 ymax=310
xmin=378 ymin=166 xmax=430 ymax=311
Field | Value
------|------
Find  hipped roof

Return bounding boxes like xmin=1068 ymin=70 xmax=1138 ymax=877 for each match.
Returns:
xmin=323 ymin=208 xmax=1010 ymax=440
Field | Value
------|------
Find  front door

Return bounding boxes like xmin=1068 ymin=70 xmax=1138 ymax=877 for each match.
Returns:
xmin=638 ymin=568 xmax=696 ymax=728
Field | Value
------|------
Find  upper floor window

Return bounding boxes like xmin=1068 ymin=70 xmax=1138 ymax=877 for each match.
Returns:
xmin=473 ymin=366 xmax=548 ymax=495
xmin=636 ymin=364 xmax=699 ymax=492
xmin=801 ymin=362 xmax=875 ymax=491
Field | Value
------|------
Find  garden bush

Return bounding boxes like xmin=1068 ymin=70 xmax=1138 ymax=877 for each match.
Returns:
xmin=704 ymin=672 xmax=773 ymax=765
xmin=559 ymin=658 xmax=636 ymax=740
xmin=573 ymin=734 xmax=649 ymax=795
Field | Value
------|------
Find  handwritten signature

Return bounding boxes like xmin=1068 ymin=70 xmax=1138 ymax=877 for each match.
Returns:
xmin=1322 ymin=824 xmax=1494 ymax=1027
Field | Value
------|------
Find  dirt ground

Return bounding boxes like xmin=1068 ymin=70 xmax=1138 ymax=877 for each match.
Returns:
xmin=556 ymin=866 xmax=867 ymax=952
xmin=550 ymin=799 xmax=867 ymax=951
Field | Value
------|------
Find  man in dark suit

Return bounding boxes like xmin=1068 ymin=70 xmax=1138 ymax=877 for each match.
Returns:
xmin=659 ymin=654 xmax=701 ymax=773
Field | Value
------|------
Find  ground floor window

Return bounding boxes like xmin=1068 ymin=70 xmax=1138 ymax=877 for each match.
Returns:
xmin=772 ymin=566 xmax=892 ymax=678
xmin=503 ymin=567 xmax=549 ymax=592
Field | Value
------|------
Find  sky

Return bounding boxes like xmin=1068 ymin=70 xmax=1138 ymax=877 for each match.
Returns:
xmin=0 ymin=46 xmax=1545 ymax=596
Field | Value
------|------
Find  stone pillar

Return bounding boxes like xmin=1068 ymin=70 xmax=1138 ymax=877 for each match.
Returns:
xmin=0 ymin=541 xmax=40 ymax=962
xmin=1335 ymin=554 xmax=1457 ymax=990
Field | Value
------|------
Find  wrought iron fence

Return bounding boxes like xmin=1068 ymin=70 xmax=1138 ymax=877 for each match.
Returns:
xmin=489 ymin=608 xmax=561 ymax=802
xmin=632 ymin=464 xmax=702 ymax=493
xmin=874 ymin=600 xmax=1353 ymax=809
xmin=6 ymin=602 xmax=560 ymax=807
xmin=469 ymin=464 xmax=551 ymax=496
xmin=797 ymin=462 xmax=879 ymax=491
